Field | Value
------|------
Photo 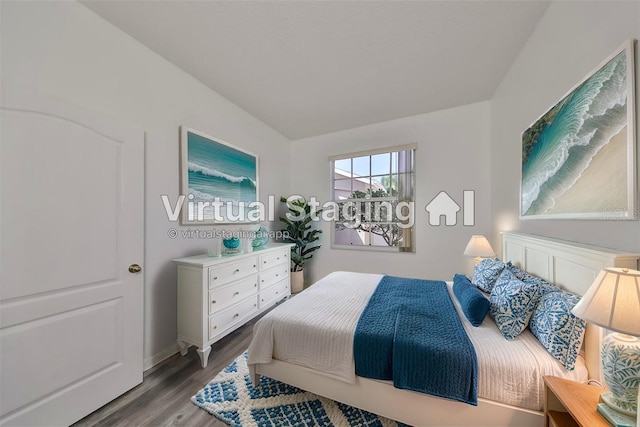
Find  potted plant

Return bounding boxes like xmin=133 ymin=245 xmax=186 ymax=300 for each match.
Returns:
xmin=279 ymin=196 xmax=323 ymax=293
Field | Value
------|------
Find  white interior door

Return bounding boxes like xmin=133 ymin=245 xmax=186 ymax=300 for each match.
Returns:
xmin=0 ymin=86 xmax=144 ymax=426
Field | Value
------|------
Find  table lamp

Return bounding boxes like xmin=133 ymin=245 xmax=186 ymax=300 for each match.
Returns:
xmin=463 ymin=235 xmax=495 ymax=265
xmin=571 ymin=267 xmax=640 ymax=426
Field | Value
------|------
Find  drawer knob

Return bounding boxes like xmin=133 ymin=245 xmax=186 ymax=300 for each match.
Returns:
xmin=212 ymin=300 xmax=217 ymax=304
xmin=233 ymin=291 xmax=239 ymax=296
xmin=234 ymin=269 xmax=240 ymax=273
xmin=253 ymin=264 xmax=256 ymax=268
xmin=276 ymin=274 xmax=279 ymax=277
xmin=254 ymin=284 xmax=257 ymax=287
xmin=277 ymin=257 xmax=280 ymax=260
xmin=213 ymin=276 xmax=218 ymax=280
xmin=233 ymin=313 xmax=239 ymax=318
xmin=213 ymin=325 xmax=217 ymax=329
xmin=254 ymin=304 xmax=257 ymax=307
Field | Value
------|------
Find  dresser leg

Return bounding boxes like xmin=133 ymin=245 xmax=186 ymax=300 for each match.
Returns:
xmin=177 ymin=339 xmax=189 ymax=356
xmin=197 ymin=346 xmax=211 ymax=368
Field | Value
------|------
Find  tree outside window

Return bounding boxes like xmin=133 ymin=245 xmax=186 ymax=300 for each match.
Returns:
xmin=331 ymin=146 xmax=415 ymax=252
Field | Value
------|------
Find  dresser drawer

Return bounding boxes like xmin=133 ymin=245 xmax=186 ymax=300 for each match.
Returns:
xmin=209 ymin=296 xmax=258 ymax=340
xmin=260 ymin=250 xmax=289 ymax=270
xmin=259 ymin=279 xmax=290 ymax=309
xmin=208 ymin=257 xmax=258 ymax=288
xmin=259 ymin=264 xmax=289 ymax=289
xmin=209 ymin=276 xmax=258 ymax=314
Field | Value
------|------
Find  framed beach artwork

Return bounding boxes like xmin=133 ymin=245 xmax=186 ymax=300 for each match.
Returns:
xmin=180 ymin=127 xmax=259 ymax=224
xmin=520 ymin=39 xmax=637 ymax=220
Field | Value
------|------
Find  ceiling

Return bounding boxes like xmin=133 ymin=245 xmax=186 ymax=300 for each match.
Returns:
xmin=82 ymin=1 xmax=550 ymax=140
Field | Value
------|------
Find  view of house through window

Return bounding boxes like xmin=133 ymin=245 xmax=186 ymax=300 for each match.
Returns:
xmin=330 ymin=144 xmax=416 ymax=251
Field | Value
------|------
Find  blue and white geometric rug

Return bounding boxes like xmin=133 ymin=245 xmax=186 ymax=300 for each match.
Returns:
xmin=191 ymin=351 xmax=404 ymax=427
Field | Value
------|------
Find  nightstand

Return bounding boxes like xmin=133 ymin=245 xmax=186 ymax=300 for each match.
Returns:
xmin=543 ymin=376 xmax=610 ymax=427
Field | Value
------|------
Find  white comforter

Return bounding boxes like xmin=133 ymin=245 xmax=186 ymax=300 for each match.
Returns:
xmin=248 ymin=271 xmax=382 ymax=382
xmin=247 ymin=271 xmax=588 ymax=410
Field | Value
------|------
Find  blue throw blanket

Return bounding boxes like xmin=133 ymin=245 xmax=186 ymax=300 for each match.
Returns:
xmin=354 ymin=276 xmax=478 ymax=405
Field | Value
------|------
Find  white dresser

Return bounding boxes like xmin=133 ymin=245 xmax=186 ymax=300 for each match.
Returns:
xmin=173 ymin=243 xmax=293 ymax=367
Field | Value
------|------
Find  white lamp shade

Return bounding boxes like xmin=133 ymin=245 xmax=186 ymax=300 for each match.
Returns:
xmin=463 ymin=235 xmax=495 ymax=258
xmin=571 ymin=267 xmax=640 ymax=336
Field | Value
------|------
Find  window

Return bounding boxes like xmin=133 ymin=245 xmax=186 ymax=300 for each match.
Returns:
xmin=330 ymin=144 xmax=416 ymax=252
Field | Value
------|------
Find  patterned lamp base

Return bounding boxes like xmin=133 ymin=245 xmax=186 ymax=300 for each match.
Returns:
xmin=597 ymin=403 xmax=636 ymax=427
xmin=601 ymin=333 xmax=640 ymax=417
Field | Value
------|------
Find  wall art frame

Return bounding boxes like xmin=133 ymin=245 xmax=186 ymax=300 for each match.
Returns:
xmin=520 ymin=39 xmax=637 ymax=220
xmin=180 ymin=126 xmax=259 ymax=225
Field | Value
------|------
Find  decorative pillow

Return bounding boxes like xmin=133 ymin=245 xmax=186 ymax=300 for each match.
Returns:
xmin=489 ymin=269 xmax=541 ymax=340
xmin=537 ymin=280 xmax=561 ymax=296
xmin=506 ymin=262 xmax=560 ymax=296
xmin=453 ymin=274 xmax=490 ymax=327
xmin=505 ymin=261 xmax=527 ymax=278
xmin=472 ymin=258 xmax=506 ymax=293
xmin=529 ymin=291 xmax=586 ymax=370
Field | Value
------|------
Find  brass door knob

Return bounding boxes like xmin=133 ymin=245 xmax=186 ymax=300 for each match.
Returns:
xmin=129 ymin=264 xmax=142 ymax=273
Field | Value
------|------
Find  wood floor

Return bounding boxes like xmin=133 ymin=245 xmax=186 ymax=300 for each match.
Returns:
xmin=74 ymin=316 xmax=261 ymax=427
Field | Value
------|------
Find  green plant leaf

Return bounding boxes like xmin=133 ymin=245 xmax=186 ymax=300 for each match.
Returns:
xmin=278 ymin=195 xmax=323 ymax=270
xmin=301 ymin=246 xmax=321 ymax=256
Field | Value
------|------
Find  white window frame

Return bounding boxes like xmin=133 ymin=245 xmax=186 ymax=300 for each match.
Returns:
xmin=329 ymin=144 xmax=416 ymax=252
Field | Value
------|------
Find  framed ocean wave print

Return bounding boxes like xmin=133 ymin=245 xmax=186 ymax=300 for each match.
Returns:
xmin=180 ymin=127 xmax=259 ymax=224
xmin=521 ymin=39 xmax=637 ymax=220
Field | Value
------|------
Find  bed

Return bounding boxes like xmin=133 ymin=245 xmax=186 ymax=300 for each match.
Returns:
xmin=247 ymin=232 xmax=640 ymax=426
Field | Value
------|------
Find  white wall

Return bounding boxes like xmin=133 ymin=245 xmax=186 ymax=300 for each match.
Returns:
xmin=490 ymin=1 xmax=640 ymax=257
xmin=291 ymin=101 xmax=492 ymax=283
xmin=0 ymin=1 xmax=291 ymax=368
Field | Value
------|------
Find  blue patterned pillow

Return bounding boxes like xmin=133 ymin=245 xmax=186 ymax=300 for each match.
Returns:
xmin=537 ymin=280 xmax=561 ymax=296
xmin=453 ymin=274 xmax=490 ymax=327
xmin=489 ymin=269 xmax=541 ymax=340
xmin=529 ymin=291 xmax=586 ymax=370
xmin=506 ymin=262 xmax=560 ymax=295
xmin=472 ymin=258 xmax=505 ymax=293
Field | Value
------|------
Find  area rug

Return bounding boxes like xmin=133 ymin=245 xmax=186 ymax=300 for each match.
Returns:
xmin=191 ymin=351 xmax=404 ymax=427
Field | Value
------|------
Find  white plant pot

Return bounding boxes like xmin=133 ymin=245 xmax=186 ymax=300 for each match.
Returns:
xmin=291 ymin=270 xmax=304 ymax=293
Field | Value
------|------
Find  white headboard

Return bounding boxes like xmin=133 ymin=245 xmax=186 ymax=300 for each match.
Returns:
xmin=501 ymin=232 xmax=640 ymax=384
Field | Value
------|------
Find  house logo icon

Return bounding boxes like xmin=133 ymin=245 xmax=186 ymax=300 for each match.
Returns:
xmin=425 ymin=190 xmax=475 ymax=226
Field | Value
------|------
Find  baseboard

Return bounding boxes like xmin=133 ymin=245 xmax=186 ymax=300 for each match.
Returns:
xmin=144 ymin=343 xmax=179 ymax=372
